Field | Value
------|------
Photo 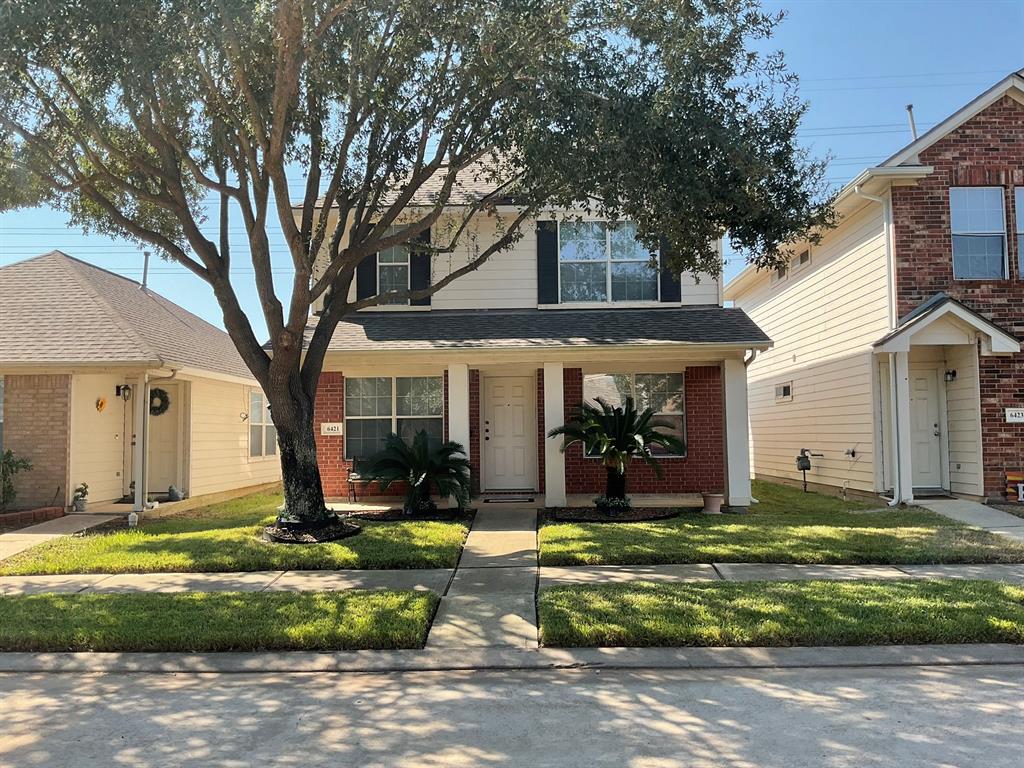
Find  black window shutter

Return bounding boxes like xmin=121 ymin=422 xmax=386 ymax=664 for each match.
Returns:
xmin=356 ymin=252 xmax=377 ymax=300
xmin=410 ymin=227 xmax=432 ymax=306
xmin=659 ymin=237 xmax=681 ymax=303
xmin=537 ymin=220 xmax=559 ymax=305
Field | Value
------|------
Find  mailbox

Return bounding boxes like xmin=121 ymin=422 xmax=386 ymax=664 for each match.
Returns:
xmin=796 ymin=453 xmax=812 ymax=472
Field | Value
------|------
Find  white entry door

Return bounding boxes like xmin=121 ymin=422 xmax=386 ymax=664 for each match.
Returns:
xmin=909 ymin=366 xmax=944 ymax=490
xmin=482 ymin=376 xmax=536 ymax=490
xmin=147 ymin=382 xmax=180 ymax=493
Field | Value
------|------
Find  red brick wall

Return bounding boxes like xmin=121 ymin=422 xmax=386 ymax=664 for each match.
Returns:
xmin=469 ymin=370 xmax=481 ymax=494
xmin=562 ymin=366 xmax=725 ymax=495
xmin=313 ymin=372 xmax=346 ymax=498
xmin=2 ymin=374 xmax=72 ymax=509
xmin=891 ymin=95 xmax=1024 ymax=496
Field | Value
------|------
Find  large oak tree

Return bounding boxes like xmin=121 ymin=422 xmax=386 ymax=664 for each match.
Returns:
xmin=0 ymin=0 xmax=832 ymax=525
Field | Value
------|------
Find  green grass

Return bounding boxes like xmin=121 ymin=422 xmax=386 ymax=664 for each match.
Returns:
xmin=539 ymin=481 xmax=1024 ymax=566
xmin=538 ymin=579 xmax=1024 ymax=647
xmin=0 ymin=590 xmax=439 ymax=652
xmin=0 ymin=492 xmax=469 ymax=575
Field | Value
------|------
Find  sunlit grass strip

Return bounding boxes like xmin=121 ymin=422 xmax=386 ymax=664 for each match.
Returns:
xmin=538 ymin=580 xmax=1024 ymax=647
xmin=0 ymin=590 xmax=439 ymax=652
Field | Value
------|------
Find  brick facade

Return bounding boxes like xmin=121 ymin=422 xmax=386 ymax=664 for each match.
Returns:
xmin=2 ymin=374 xmax=72 ymax=509
xmin=562 ymin=366 xmax=725 ymax=495
xmin=314 ymin=364 xmax=728 ymax=499
xmin=891 ymin=95 xmax=1024 ymax=497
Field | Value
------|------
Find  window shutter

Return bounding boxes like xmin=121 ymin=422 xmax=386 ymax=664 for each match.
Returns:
xmin=659 ymin=237 xmax=681 ymax=303
xmin=410 ymin=227 xmax=432 ymax=306
xmin=537 ymin=220 xmax=558 ymax=305
xmin=356 ymin=252 xmax=377 ymax=300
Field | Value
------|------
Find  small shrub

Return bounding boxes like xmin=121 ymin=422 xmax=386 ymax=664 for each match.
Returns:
xmin=0 ymin=450 xmax=33 ymax=511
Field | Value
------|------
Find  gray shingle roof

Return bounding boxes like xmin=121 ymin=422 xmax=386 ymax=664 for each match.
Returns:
xmin=0 ymin=251 xmax=256 ymax=380
xmin=301 ymin=307 xmax=771 ymax=352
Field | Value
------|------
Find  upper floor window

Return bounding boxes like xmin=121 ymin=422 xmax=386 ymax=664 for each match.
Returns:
xmin=950 ymin=186 xmax=1006 ymax=279
xmin=249 ymin=390 xmax=277 ymax=458
xmin=1016 ymin=187 xmax=1024 ymax=276
xmin=793 ymin=248 xmax=811 ymax=272
xmin=344 ymin=376 xmax=443 ymax=459
xmin=378 ymin=226 xmax=411 ymax=305
xmin=558 ymin=221 xmax=658 ymax=303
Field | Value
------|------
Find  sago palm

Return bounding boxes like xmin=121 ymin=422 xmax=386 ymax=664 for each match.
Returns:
xmin=363 ymin=430 xmax=471 ymax=513
xmin=548 ymin=397 xmax=686 ymax=503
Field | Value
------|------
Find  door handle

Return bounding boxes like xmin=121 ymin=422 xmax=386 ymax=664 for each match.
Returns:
xmin=933 ymin=423 xmax=940 ymax=437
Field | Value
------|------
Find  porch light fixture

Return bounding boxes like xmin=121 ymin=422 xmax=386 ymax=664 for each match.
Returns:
xmin=944 ymin=370 xmax=957 ymax=383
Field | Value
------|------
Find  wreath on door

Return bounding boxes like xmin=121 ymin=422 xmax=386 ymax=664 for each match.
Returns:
xmin=149 ymin=387 xmax=171 ymax=417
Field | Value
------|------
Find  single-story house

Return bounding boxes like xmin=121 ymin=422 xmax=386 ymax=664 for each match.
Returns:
xmin=0 ymin=251 xmax=280 ymax=512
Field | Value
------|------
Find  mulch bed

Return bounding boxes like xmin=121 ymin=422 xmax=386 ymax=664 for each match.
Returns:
xmin=991 ymin=503 xmax=1024 ymax=520
xmin=339 ymin=508 xmax=476 ymax=523
xmin=262 ymin=517 xmax=362 ymax=544
xmin=544 ymin=507 xmax=695 ymax=524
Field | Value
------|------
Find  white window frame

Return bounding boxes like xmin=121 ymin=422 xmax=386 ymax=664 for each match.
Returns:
xmin=556 ymin=220 xmax=661 ymax=305
xmin=248 ymin=389 xmax=277 ymax=459
xmin=769 ymin=261 xmax=789 ymax=286
xmin=344 ymin=375 xmax=443 ymax=460
xmin=1015 ymin=187 xmax=1024 ymax=280
xmin=791 ymin=247 xmax=811 ymax=274
xmin=582 ymin=372 xmax=687 ymax=458
xmin=775 ymin=381 xmax=794 ymax=403
xmin=949 ymin=186 xmax=1008 ymax=280
xmin=377 ymin=226 xmax=411 ymax=306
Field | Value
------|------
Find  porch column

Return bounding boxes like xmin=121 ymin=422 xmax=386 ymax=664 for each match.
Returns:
xmin=132 ymin=373 xmax=148 ymax=512
xmin=723 ymin=358 xmax=752 ymax=508
xmin=447 ymin=363 xmax=471 ymax=456
xmin=892 ymin=351 xmax=915 ymax=502
xmin=543 ymin=362 xmax=566 ymax=507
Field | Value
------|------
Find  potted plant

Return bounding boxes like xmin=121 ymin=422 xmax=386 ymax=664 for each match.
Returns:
xmin=363 ymin=431 xmax=471 ymax=515
xmin=72 ymin=482 xmax=89 ymax=512
xmin=701 ymin=491 xmax=726 ymax=514
xmin=549 ymin=397 xmax=685 ymax=514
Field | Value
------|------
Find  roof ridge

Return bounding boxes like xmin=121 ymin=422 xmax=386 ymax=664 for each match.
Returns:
xmin=52 ymin=253 xmax=163 ymax=364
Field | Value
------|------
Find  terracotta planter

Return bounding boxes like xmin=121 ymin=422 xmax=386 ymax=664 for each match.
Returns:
xmin=701 ymin=493 xmax=725 ymax=514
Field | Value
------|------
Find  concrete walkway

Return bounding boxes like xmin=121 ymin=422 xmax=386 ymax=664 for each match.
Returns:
xmin=914 ymin=498 xmax=1024 ymax=543
xmin=425 ymin=507 xmax=539 ymax=649
xmin=0 ymin=514 xmax=118 ymax=562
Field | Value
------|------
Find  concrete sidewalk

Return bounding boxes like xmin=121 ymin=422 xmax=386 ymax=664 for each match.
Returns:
xmin=914 ymin=498 xmax=1024 ymax=543
xmin=0 ymin=514 xmax=119 ymax=562
xmin=425 ymin=507 xmax=539 ymax=649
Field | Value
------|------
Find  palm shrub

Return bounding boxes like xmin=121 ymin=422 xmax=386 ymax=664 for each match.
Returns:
xmin=363 ymin=431 xmax=471 ymax=514
xmin=548 ymin=397 xmax=685 ymax=510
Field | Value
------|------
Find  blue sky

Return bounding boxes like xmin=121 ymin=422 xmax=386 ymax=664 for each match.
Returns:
xmin=1 ymin=0 xmax=1021 ymax=333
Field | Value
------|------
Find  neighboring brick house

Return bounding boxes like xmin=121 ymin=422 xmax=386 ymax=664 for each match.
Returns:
xmin=295 ymin=199 xmax=770 ymax=508
xmin=0 ymin=252 xmax=281 ymax=511
xmin=726 ymin=70 xmax=1024 ymax=503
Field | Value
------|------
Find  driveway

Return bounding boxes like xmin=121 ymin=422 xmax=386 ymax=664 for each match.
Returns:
xmin=2 ymin=664 xmax=1022 ymax=767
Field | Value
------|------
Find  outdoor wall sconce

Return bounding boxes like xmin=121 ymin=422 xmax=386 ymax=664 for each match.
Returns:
xmin=116 ymin=384 xmax=132 ymax=401
xmin=944 ymin=370 xmax=957 ymax=383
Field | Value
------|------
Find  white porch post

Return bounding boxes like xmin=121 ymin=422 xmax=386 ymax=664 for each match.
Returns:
xmin=543 ymin=362 xmax=566 ymax=507
xmin=132 ymin=373 xmax=148 ymax=512
xmin=723 ymin=358 xmax=752 ymax=508
xmin=893 ymin=350 xmax=915 ymax=502
xmin=447 ymin=363 xmax=471 ymax=454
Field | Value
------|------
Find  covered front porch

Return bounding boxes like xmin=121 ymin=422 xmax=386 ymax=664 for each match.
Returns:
xmin=874 ymin=293 xmax=1020 ymax=502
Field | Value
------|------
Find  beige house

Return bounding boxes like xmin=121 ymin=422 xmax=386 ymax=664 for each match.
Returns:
xmin=725 ymin=72 xmax=1024 ymax=503
xmin=0 ymin=251 xmax=280 ymax=511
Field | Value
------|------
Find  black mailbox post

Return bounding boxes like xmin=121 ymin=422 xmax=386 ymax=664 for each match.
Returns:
xmin=795 ymin=449 xmax=822 ymax=492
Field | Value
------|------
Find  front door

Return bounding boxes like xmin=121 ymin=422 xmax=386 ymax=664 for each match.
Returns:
xmin=909 ymin=366 xmax=944 ymax=490
xmin=148 ymin=382 xmax=180 ymax=493
xmin=482 ymin=376 xmax=536 ymax=490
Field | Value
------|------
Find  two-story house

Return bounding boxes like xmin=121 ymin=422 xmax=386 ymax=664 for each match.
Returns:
xmin=302 ymin=196 xmax=771 ymax=509
xmin=726 ymin=70 xmax=1024 ymax=504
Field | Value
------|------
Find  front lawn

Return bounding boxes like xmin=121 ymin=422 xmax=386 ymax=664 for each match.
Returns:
xmin=0 ymin=590 xmax=438 ymax=651
xmin=0 ymin=492 xmax=469 ymax=575
xmin=538 ymin=579 xmax=1024 ymax=647
xmin=539 ymin=481 xmax=1024 ymax=565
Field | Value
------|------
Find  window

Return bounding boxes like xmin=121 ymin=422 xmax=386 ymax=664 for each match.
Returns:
xmin=770 ymin=261 xmax=788 ymax=285
xmin=378 ymin=226 xmax=411 ymax=305
xmin=249 ymin=390 xmax=277 ymax=458
xmin=792 ymin=248 xmax=811 ymax=272
xmin=1016 ymin=187 xmax=1024 ymax=276
xmin=950 ymin=186 xmax=1006 ymax=279
xmin=775 ymin=382 xmax=793 ymax=402
xmin=582 ymin=372 xmax=685 ymax=455
xmin=559 ymin=221 xmax=659 ymax=303
xmin=345 ymin=376 xmax=443 ymax=459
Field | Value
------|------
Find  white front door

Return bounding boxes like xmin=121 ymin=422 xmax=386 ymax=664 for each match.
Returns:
xmin=148 ymin=382 xmax=180 ymax=493
xmin=909 ymin=366 xmax=943 ymax=490
xmin=482 ymin=376 xmax=536 ymax=490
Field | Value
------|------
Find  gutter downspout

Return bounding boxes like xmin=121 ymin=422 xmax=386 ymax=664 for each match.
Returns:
xmin=854 ymin=186 xmax=903 ymax=506
xmin=744 ymin=350 xmax=759 ymax=504
xmin=139 ymin=369 xmax=178 ymax=511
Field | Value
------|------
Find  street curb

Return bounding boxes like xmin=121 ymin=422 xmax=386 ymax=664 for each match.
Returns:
xmin=2 ymin=643 xmax=1023 ymax=674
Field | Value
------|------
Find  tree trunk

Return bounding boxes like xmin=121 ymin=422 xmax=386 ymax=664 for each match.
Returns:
xmin=605 ymin=467 xmax=627 ymax=501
